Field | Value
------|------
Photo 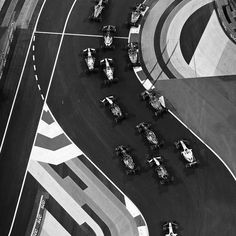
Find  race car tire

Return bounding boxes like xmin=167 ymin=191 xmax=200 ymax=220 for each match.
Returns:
xmin=159 ymin=140 xmax=164 ymax=147
xmin=174 ymin=141 xmax=180 ymax=149
xmin=160 ymin=180 xmax=165 ymax=185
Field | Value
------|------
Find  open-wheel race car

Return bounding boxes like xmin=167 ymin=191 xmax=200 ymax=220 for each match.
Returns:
xmin=140 ymin=89 xmax=168 ymax=117
xmin=127 ymin=42 xmax=140 ymax=67
xmin=89 ymin=0 xmax=108 ymax=22
xmin=136 ymin=122 xmax=163 ymax=149
xmin=101 ymin=25 xmax=116 ymax=49
xmin=174 ymin=139 xmax=199 ymax=168
xmin=162 ymin=222 xmax=178 ymax=236
xmin=127 ymin=1 xmax=147 ymax=27
xmin=82 ymin=48 xmax=98 ymax=73
xmin=115 ymin=145 xmax=140 ymax=175
xmin=100 ymin=58 xmax=118 ymax=85
xmin=147 ymin=156 xmax=174 ymax=185
xmin=100 ymin=96 xmax=127 ymax=123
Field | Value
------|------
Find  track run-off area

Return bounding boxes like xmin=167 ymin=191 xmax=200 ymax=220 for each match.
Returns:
xmin=0 ymin=0 xmax=235 ymax=236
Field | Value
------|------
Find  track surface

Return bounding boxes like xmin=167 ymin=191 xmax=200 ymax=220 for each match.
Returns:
xmin=2 ymin=0 xmax=236 ymax=235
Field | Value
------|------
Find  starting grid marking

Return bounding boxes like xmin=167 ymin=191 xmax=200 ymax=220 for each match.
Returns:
xmin=35 ymin=30 xmax=128 ymax=39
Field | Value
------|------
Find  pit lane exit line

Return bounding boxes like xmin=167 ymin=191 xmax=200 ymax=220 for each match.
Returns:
xmin=35 ymin=30 xmax=128 ymax=39
xmin=8 ymin=0 xmax=79 ymax=235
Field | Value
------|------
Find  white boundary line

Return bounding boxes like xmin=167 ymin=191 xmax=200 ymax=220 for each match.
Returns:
xmin=7 ymin=1 xmax=47 ymax=235
xmin=35 ymin=30 xmax=128 ymax=39
xmin=7 ymin=0 xmax=78 ymax=235
xmin=168 ymin=110 xmax=236 ymax=181
xmin=45 ymin=90 xmax=150 ymax=235
xmin=130 ymin=2 xmax=236 ymax=182
xmin=0 ymin=10 xmax=42 ymax=153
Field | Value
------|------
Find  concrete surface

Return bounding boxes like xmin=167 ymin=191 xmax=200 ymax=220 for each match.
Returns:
xmin=155 ymin=77 xmax=236 ymax=175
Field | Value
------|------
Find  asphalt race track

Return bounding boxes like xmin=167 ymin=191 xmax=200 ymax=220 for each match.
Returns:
xmin=3 ymin=0 xmax=236 ymax=235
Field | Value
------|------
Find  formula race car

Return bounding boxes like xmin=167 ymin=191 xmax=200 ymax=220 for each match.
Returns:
xmin=147 ymin=156 xmax=174 ymax=185
xmin=136 ymin=122 xmax=163 ymax=149
xmin=128 ymin=2 xmax=147 ymax=27
xmin=174 ymin=139 xmax=199 ymax=168
xmin=100 ymin=96 xmax=126 ymax=123
xmin=100 ymin=58 xmax=118 ymax=85
xmin=140 ymin=89 xmax=168 ymax=117
xmin=101 ymin=25 xmax=116 ymax=49
xmin=82 ymin=48 xmax=98 ymax=73
xmin=115 ymin=145 xmax=140 ymax=175
xmin=89 ymin=0 xmax=108 ymax=22
xmin=162 ymin=222 xmax=178 ymax=236
xmin=127 ymin=42 xmax=140 ymax=67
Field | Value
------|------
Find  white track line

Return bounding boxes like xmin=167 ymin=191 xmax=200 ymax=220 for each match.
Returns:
xmin=168 ymin=110 xmax=236 ymax=181
xmin=128 ymin=13 xmax=236 ymax=182
xmin=7 ymin=0 xmax=47 ymax=233
xmin=0 ymin=22 xmax=39 ymax=153
xmin=35 ymin=30 xmax=128 ymax=39
xmin=7 ymin=0 xmax=78 ymax=235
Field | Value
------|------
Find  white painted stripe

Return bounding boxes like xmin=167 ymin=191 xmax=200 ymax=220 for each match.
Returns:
xmin=33 ymin=35 xmax=35 ymax=41
xmin=41 ymin=210 xmax=71 ymax=236
xmin=128 ymin=1 xmax=236 ymax=183
xmin=124 ymin=196 xmax=140 ymax=218
xmin=168 ymin=110 xmax=236 ymax=181
xmin=32 ymin=55 xmax=35 ymax=61
xmin=37 ymin=120 xmax=63 ymax=138
xmin=33 ymin=65 xmax=36 ymax=71
xmin=130 ymin=25 xmax=141 ymax=34
xmin=32 ymin=45 xmax=35 ymax=51
xmin=7 ymin=0 xmax=48 ymax=235
xmin=41 ymin=94 xmax=44 ymax=100
xmin=28 ymin=160 xmax=104 ymax=236
xmin=190 ymin=10 xmax=236 ymax=76
xmin=35 ymin=30 xmax=128 ymax=39
xmin=9 ymin=1 xmax=80 ymax=232
xmin=81 ymin=153 xmax=149 ymax=235
xmin=35 ymin=74 xmax=38 ymax=80
xmin=31 ymin=144 xmax=82 ymax=165
xmin=37 ymin=84 xmax=41 ymax=90
xmin=0 ymin=0 xmax=6 ymax=12
xmin=115 ymin=36 xmax=128 ymax=39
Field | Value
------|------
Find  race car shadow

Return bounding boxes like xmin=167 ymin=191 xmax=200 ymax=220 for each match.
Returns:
xmin=0 ymin=87 xmax=9 ymax=105
xmin=182 ymin=165 xmax=198 ymax=176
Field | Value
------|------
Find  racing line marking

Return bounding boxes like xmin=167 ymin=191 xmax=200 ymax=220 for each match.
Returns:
xmin=35 ymin=30 xmax=128 ymax=39
xmin=168 ymin=110 xmax=236 ymax=181
xmin=8 ymin=0 xmax=78 ymax=235
xmin=7 ymin=0 xmax=47 ymax=235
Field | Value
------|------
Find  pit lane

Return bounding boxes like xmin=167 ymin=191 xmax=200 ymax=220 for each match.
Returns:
xmin=10 ymin=0 xmax=236 ymax=235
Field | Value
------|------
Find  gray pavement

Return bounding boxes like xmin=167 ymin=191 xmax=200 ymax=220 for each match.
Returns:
xmin=141 ymin=0 xmax=236 ymax=177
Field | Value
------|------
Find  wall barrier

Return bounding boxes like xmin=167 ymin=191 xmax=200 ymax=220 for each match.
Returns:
xmin=0 ymin=12 xmax=16 ymax=80
xmin=30 ymin=193 xmax=49 ymax=236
